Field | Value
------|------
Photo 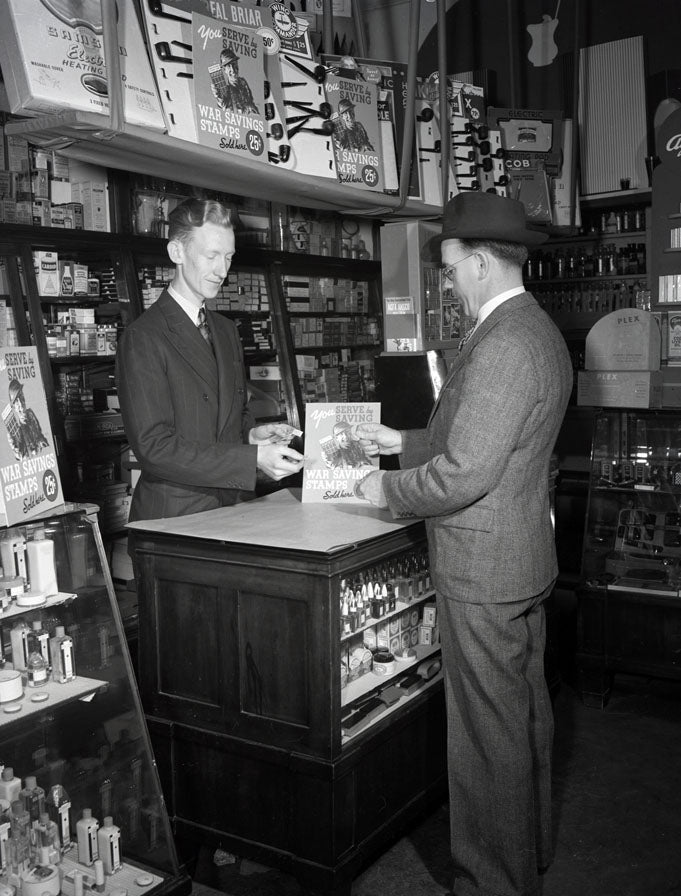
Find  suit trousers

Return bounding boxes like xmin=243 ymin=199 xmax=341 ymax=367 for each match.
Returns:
xmin=437 ymin=582 xmax=555 ymax=896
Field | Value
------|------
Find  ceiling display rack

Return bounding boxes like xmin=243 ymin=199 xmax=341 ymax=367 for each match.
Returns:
xmin=5 ymin=0 xmax=450 ymax=219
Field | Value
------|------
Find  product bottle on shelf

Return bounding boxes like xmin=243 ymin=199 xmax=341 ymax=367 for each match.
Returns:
xmin=26 ymin=530 xmax=59 ymax=597
xmin=45 ymin=783 xmax=72 ymax=853
xmin=28 ymin=620 xmax=50 ymax=667
xmin=97 ymin=816 xmax=121 ymax=875
xmin=49 ymin=626 xmax=76 ymax=684
xmin=37 ymin=812 xmax=60 ymax=864
xmin=26 ymin=650 xmax=49 ymax=688
xmin=0 ymin=770 xmax=21 ymax=806
xmin=9 ymin=621 xmax=31 ymax=672
xmin=8 ymin=801 xmax=31 ymax=880
xmin=76 ymin=808 xmax=99 ymax=866
xmin=19 ymin=776 xmax=45 ymax=823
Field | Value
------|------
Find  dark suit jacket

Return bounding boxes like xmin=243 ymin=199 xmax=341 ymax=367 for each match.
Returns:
xmin=383 ymin=292 xmax=573 ymax=604
xmin=116 ymin=289 xmax=256 ymax=522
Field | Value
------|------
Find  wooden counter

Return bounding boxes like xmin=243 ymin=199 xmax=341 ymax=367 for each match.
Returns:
xmin=128 ymin=489 xmax=447 ymax=896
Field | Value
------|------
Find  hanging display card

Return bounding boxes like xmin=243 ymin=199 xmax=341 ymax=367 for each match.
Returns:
xmin=325 ymin=73 xmax=383 ymax=192
xmin=302 ymin=402 xmax=380 ymax=504
xmin=140 ymin=0 xmax=287 ymax=158
xmin=192 ymin=13 xmax=268 ymax=162
xmin=0 ymin=346 xmax=64 ymax=527
xmin=0 ymin=0 xmax=164 ymax=129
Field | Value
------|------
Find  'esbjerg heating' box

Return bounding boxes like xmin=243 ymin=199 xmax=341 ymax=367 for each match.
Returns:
xmin=0 ymin=0 xmax=164 ymax=129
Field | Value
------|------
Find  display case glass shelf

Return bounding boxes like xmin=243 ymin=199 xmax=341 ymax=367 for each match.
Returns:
xmin=577 ymin=409 xmax=681 ymax=706
xmin=0 ymin=502 xmax=190 ymax=896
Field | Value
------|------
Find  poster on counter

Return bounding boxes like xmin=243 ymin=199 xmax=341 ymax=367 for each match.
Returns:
xmin=0 ymin=346 xmax=64 ymax=527
xmin=302 ymin=402 xmax=380 ymax=504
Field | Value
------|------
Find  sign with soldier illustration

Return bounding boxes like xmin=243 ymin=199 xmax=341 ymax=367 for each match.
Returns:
xmin=0 ymin=346 xmax=64 ymax=526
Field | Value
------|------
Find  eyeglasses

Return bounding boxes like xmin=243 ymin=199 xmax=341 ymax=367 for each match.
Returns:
xmin=441 ymin=253 xmax=475 ymax=283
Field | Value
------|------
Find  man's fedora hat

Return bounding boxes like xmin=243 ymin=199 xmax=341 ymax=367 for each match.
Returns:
xmin=338 ymin=98 xmax=356 ymax=113
xmin=426 ymin=191 xmax=548 ymax=258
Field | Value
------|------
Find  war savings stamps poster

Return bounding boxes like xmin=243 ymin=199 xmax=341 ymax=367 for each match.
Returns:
xmin=303 ymin=402 xmax=380 ymax=504
xmin=192 ymin=12 xmax=268 ymax=162
xmin=326 ymin=73 xmax=383 ymax=192
xmin=0 ymin=347 xmax=64 ymax=526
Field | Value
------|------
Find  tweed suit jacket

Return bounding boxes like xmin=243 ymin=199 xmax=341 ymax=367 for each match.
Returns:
xmin=382 ymin=292 xmax=572 ymax=603
xmin=116 ymin=289 xmax=256 ymax=522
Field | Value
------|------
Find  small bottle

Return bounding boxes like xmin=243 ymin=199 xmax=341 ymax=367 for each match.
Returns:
xmin=19 ymin=776 xmax=45 ymax=823
xmin=29 ymin=620 xmax=50 ymax=667
xmin=37 ymin=811 xmax=60 ymax=864
xmin=9 ymin=621 xmax=31 ymax=672
xmin=49 ymin=626 xmax=76 ymax=684
xmin=45 ymin=784 xmax=71 ymax=852
xmin=8 ymin=801 xmax=31 ymax=878
xmin=97 ymin=817 xmax=121 ymax=875
xmin=26 ymin=651 xmax=49 ymax=688
xmin=76 ymin=809 xmax=99 ymax=866
xmin=0 ymin=770 xmax=21 ymax=806
xmin=26 ymin=531 xmax=58 ymax=597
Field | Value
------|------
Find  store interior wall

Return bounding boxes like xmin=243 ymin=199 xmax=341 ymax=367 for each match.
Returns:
xmin=362 ymin=0 xmax=681 ymax=117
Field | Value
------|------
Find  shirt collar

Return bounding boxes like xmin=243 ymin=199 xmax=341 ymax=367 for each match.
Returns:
xmin=476 ymin=286 xmax=525 ymax=327
xmin=168 ymin=283 xmax=203 ymax=326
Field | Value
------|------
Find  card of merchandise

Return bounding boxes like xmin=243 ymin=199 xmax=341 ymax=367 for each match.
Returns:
xmin=0 ymin=0 xmax=164 ymax=128
xmin=397 ymin=673 xmax=425 ymax=695
xmin=140 ymin=0 xmax=288 ymax=154
xmin=378 ymin=685 xmax=403 ymax=706
xmin=341 ymin=695 xmax=384 ymax=734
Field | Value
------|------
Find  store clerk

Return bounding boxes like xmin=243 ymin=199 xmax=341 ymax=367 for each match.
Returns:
xmin=116 ymin=197 xmax=303 ymax=523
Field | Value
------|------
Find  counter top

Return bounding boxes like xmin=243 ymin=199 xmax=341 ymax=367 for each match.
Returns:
xmin=126 ymin=487 xmax=418 ymax=554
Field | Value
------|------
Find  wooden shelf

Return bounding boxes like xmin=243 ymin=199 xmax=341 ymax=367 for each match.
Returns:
xmin=6 ymin=112 xmax=444 ymax=219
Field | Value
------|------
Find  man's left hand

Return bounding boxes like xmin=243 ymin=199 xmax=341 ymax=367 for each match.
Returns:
xmin=249 ymin=423 xmax=300 ymax=445
xmin=355 ymin=470 xmax=388 ymax=508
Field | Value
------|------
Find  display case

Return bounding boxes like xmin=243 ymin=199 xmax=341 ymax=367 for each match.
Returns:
xmin=0 ymin=503 xmax=190 ymax=896
xmin=577 ymin=409 xmax=681 ymax=706
xmin=128 ymin=489 xmax=447 ymax=896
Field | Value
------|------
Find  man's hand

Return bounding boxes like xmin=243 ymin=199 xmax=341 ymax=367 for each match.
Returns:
xmin=256 ymin=443 xmax=305 ymax=481
xmin=354 ymin=470 xmax=388 ymax=508
xmin=354 ymin=423 xmax=403 ymax=456
xmin=249 ymin=423 xmax=301 ymax=445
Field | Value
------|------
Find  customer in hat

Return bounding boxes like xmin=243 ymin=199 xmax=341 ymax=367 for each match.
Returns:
xmin=333 ymin=97 xmax=374 ymax=151
xmin=355 ymin=191 xmax=572 ymax=896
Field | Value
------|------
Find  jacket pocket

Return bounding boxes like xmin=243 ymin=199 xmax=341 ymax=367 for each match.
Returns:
xmin=437 ymin=504 xmax=495 ymax=533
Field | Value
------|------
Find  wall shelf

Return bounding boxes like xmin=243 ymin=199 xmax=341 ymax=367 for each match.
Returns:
xmin=6 ymin=112 xmax=444 ymax=219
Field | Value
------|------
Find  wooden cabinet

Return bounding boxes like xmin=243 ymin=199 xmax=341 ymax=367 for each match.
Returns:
xmin=127 ymin=490 xmax=447 ymax=896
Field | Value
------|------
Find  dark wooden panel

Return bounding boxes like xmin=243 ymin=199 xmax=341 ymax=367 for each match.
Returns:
xmin=239 ymin=590 xmax=309 ymax=725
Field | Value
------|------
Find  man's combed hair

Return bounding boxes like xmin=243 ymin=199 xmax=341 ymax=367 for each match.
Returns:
xmin=168 ymin=198 xmax=232 ymax=244
xmin=460 ymin=238 xmax=529 ymax=267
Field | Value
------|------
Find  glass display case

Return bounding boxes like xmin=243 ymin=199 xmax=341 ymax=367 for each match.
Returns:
xmin=0 ymin=503 xmax=190 ymax=896
xmin=577 ymin=409 xmax=681 ymax=706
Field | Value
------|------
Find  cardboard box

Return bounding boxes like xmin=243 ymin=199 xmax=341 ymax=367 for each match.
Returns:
xmin=34 ymin=250 xmax=59 ymax=296
xmin=577 ymin=371 xmax=663 ymax=408
xmin=0 ymin=0 xmax=164 ymax=129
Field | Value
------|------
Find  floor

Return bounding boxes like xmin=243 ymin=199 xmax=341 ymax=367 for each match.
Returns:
xmin=188 ymin=600 xmax=681 ymax=896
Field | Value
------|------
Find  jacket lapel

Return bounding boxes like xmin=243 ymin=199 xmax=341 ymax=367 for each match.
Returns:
xmin=159 ymin=291 xmax=219 ymax=393
xmin=427 ymin=292 xmax=533 ymax=426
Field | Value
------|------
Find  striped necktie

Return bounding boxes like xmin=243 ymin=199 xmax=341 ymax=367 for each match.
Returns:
xmin=197 ymin=305 xmax=214 ymax=354
xmin=458 ymin=323 xmax=477 ymax=352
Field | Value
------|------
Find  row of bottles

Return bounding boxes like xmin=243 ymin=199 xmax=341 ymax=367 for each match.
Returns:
xmin=0 ymin=529 xmax=59 ymax=612
xmin=533 ymin=280 xmax=650 ymax=317
xmin=339 ymin=548 xmax=431 ymax=637
xmin=584 ymin=207 xmax=647 ymax=235
xmin=8 ymin=617 xmax=76 ymax=688
xmin=0 ymin=765 xmax=122 ymax=894
xmin=526 ymin=242 xmax=646 ymax=282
